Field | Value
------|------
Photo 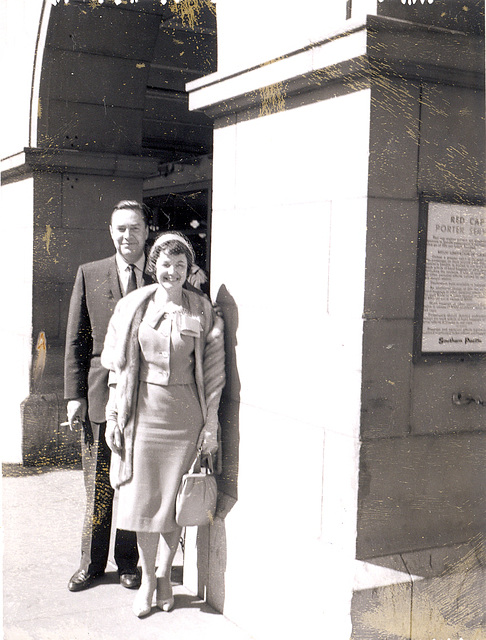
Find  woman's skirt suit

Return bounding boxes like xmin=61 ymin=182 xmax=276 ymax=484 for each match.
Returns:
xmin=101 ymin=284 xmax=225 ymax=536
xmin=118 ymin=301 xmax=203 ymax=533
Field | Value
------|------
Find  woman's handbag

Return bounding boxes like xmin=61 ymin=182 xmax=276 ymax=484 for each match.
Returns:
xmin=175 ymin=451 xmax=217 ymax=526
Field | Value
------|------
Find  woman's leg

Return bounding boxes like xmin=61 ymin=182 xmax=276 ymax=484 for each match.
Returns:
xmin=133 ymin=531 xmax=159 ymax=617
xmin=155 ymin=527 xmax=181 ymax=610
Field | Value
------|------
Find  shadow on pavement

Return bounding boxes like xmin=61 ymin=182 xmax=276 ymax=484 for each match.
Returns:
xmin=3 ymin=462 xmax=82 ymax=477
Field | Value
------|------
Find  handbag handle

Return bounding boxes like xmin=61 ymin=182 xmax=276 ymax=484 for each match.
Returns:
xmin=192 ymin=448 xmax=214 ymax=474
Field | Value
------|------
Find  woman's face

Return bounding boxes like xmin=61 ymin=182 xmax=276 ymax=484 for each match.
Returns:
xmin=156 ymin=250 xmax=188 ymax=293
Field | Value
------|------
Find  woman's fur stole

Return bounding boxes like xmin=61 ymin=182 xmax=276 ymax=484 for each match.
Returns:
xmin=101 ymin=284 xmax=225 ymax=488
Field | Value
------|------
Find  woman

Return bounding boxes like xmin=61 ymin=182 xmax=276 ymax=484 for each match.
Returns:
xmin=101 ymin=232 xmax=225 ymax=617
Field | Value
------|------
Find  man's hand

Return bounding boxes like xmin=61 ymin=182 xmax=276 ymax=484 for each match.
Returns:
xmin=66 ymin=398 xmax=87 ymax=431
xmin=105 ymin=419 xmax=123 ymax=455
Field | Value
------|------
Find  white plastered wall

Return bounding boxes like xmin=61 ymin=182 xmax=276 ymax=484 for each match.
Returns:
xmin=214 ymin=0 xmax=351 ymax=76
xmin=0 ymin=179 xmax=34 ymax=463
xmin=205 ymin=88 xmax=370 ymax=639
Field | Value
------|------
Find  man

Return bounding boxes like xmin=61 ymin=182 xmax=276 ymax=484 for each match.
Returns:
xmin=64 ymin=200 xmax=152 ymax=592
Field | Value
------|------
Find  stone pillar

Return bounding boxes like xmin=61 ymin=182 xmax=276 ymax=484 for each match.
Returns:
xmin=2 ymin=150 xmax=158 ymax=464
xmin=187 ymin=19 xmax=371 ymax=639
xmin=187 ymin=1 xmax=484 ymax=637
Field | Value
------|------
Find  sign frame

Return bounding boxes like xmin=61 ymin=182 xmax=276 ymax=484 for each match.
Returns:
xmin=414 ymin=196 xmax=486 ymax=362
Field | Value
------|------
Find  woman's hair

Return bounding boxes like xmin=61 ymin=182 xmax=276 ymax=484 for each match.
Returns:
xmin=146 ymin=231 xmax=195 ymax=278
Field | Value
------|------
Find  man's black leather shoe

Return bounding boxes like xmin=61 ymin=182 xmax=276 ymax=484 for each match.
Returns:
xmin=119 ymin=570 xmax=141 ymax=589
xmin=68 ymin=569 xmax=104 ymax=592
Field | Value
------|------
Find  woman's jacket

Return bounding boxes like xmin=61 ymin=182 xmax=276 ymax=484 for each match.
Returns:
xmin=101 ymin=283 xmax=225 ymax=489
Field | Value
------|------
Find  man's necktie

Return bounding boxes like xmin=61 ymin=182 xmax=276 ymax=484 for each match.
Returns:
xmin=126 ymin=264 xmax=137 ymax=295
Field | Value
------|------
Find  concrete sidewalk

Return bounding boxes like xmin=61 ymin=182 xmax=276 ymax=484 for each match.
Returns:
xmin=4 ymin=465 xmax=485 ymax=640
xmin=2 ymin=465 xmax=254 ymax=640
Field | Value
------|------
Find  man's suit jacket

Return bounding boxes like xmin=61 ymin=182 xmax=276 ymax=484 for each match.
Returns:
xmin=64 ymin=255 xmax=154 ymax=423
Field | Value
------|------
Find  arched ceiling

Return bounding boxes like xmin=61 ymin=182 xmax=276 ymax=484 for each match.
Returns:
xmin=37 ymin=0 xmax=217 ymax=165
xmin=142 ymin=4 xmax=217 ymax=160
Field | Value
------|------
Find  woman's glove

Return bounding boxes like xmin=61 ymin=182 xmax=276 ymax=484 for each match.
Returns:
xmin=105 ymin=419 xmax=123 ymax=455
xmin=197 ymin=427 xmax=218 ymax=456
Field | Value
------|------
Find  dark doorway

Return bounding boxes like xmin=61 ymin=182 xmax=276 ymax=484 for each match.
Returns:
xmin=145 ymin=188 xmax=212 ymax=289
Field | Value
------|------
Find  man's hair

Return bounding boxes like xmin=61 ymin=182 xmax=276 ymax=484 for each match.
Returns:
xmin=111 ymin=200 xmax=149 ymax=226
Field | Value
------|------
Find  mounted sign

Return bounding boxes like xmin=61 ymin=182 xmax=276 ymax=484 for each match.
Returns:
xmin=421 ymin=202 xmax=486 ymax=353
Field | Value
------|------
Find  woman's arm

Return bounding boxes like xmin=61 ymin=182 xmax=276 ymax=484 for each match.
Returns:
xmin=198 ymin=308 xmax=226 ymax=455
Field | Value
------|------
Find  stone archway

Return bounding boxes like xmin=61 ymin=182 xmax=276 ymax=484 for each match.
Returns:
xmin=2 ymin=0 xmax=217 ymax=465
xmin=36 ymin=0 xmax=216 ymax=159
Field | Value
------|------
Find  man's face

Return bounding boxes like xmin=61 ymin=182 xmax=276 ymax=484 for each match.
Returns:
xmin=109 ymin=208 xmax=149 ymax=263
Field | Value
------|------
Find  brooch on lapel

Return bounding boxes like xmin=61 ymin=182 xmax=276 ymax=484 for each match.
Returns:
xmin=177 ymin=312 xmax=201 ymax=337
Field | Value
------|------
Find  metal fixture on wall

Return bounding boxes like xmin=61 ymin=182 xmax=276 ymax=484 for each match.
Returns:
xmin=452 ymin=392 xmax=486 ymax=406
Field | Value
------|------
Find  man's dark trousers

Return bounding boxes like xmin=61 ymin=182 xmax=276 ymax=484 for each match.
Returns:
xmin=79 ymin=421 xmax=138 ymax=576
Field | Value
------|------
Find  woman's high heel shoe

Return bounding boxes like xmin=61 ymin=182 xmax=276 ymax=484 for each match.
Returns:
xmin=156 ymin=577 xmax=174 ymax=612
xmin=132 ymin=582 xmax=155 ymax=618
